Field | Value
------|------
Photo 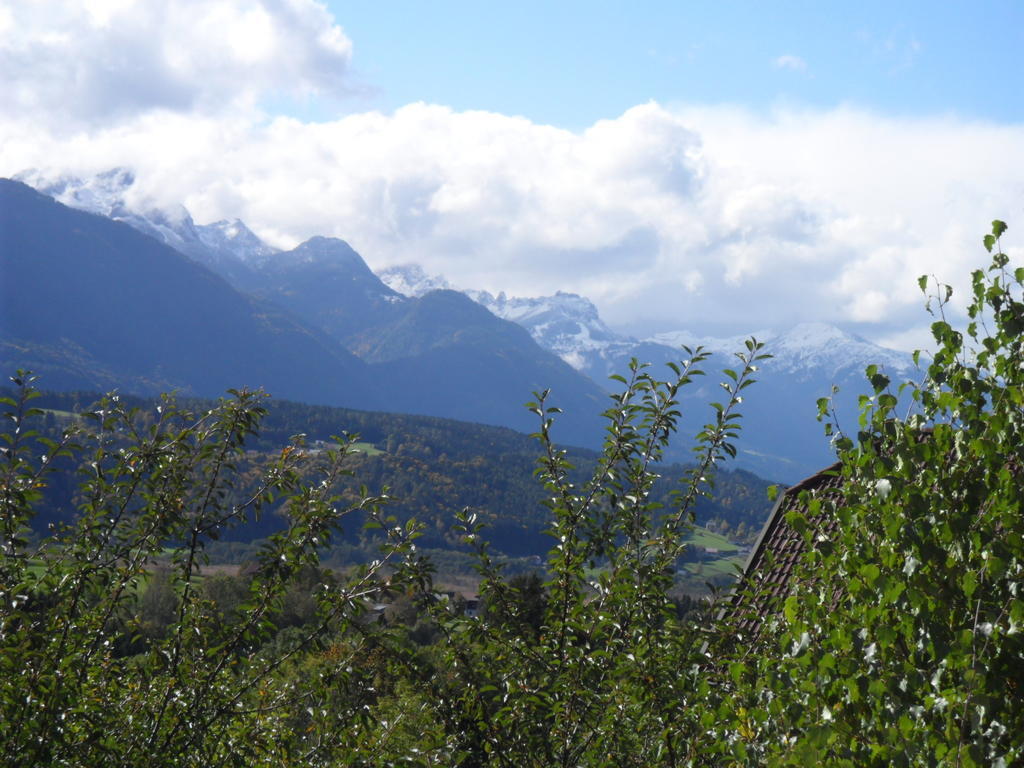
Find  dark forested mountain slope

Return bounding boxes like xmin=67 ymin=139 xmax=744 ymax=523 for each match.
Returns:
xmin=1 ymin=178 xmax=614 ymax=449
xmin=0 ymin=179 xmax=377 ymax=408
xmin=366 ymin=290 xmax=607 ymax=445
xmin=243 ymin=239 xmax=608 ymax=445
xmin=4 ymin=177 xmax=610 ymax=448
xmin=247 ymin=236 xmax=408 ymax=342
xmin=27 ymin=389 xmax=775 ymax=555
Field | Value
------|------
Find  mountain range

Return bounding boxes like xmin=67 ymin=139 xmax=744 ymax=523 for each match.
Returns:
xmin=4 ymin=170 xmax=921 ymax=482
xmin=1 ymin=174 xmax=605 ymax=447
xmin=385 ymin=268 xmax=920 ymax=480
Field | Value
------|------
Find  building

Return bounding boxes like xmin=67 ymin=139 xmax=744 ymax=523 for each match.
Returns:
xmin=720 ymin=461 xmax=845 ymax=643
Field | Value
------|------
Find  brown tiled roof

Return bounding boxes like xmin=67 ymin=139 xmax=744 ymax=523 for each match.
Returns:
xmin=719 ymin=427 xmax=1019 ymax=645
xmin=721 ymin=461 xmax=845 ymax=643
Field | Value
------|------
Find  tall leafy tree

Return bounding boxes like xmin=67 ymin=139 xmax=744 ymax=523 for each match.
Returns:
xmin=380 ymin=344 xmax=767 ymax=766
xmin=711 ymin=221 xmax=1024 ymax=765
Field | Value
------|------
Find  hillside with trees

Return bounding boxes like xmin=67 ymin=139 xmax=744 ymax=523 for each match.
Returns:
xmin=21 ymin=388 xmax=775 ymax=558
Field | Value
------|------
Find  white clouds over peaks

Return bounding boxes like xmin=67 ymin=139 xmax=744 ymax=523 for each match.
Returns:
xmin=4 ymin=100 xmax=1024 ymax=346
xmin=2 ymin=2 xmax=1024 ymax=347
xmin=0 ymin=0 xmax=351 ymax=127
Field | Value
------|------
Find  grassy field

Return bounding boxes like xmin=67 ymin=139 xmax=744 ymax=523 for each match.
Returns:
xmin=674 ymin=552 xmax=747 ymax=596
xmin=685 ymin=527 xmax=738 ymax=552
xmin=41 ymin=407 xmax=78 ymax=419
xmin=577 ymin=525 xmax=745 ymax=596
xmin=683 ymin=555 xmax=746 ymax=579
xmin=350 ymin=441 xmax=384 ymax=456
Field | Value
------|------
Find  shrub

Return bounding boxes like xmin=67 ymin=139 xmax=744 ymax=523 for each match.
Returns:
xmin=0 ymin=384 xmax=425 ymax=766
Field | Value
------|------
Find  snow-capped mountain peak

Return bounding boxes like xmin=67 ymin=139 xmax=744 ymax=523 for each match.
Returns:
xmin=197 ymin=219 xmax=278 ymax=264
xmin=16 ymin=166 xmax=137 ymax=218
xmin=769 ymin=322 xmax=916 ymax=378
xmin=469 ymin=290 xmax=605 ymax=328
xmin=467 ymin=290 xmax=631 ymax=371
xmin=16 ymin=168 xmax=278 ymax=286
xmin=378 ymin=264 xmax=455 ymax=297
xmin=775 ymin=321 xmax=853 ymax=349
xmin=649 ymin=322 xmax=915 ymax=379
xmin=647 ymin=328 xmax=778 ymax=355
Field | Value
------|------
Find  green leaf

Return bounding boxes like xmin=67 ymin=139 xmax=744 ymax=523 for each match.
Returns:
xmin=784 ymin=595 xmax=800 ymax=623
xmin=963 ymin=569 xmax=978 ymax=598
xmin=859 ymin=562 xmax=881 ymax=587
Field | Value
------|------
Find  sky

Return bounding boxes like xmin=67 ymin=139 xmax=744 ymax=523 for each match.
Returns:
xmin=2 ymin=0 xmax=1023 ymax=350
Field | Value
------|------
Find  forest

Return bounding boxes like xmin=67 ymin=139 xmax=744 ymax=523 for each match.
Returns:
xmin=1 ymin=223 xmax=1022 ymax=766
xmin=22 ymin=387 xmax=774 ymax=559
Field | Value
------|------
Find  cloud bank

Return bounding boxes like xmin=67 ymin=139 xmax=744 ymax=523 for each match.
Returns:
xmin=2 ymin=1 xmax=1023 ymax=350
xmin=0 ymin=0 xmax=352 ymax=127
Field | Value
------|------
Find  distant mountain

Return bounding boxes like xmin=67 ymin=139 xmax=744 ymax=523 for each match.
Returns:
xmin=469 ymin=289 xmax=636 ymax=375
xmin=17 ymin=168 xmax=276 ymax=290
xmin=647 ymin=323 xmax=915 ymax=383
xmin=379 ymin=263 xmax=455 ymax=297
xmin=0 ymin=178 xmax=376 ymax=407
xmin=660 ymin=323 xmax=919 ymax=482
xmin=367 ymin=289 xmax=607 ymax=443
xmin=7 ymin=175 xmax=611 ymax=449
xmin=193 ymin=218 xmax=279 ymax=288
xmin=248 ymin=236 xmax=408 ymax=344
xmin=462 ymin=284 xmax=918 ymax=482
xmin=12 ymin=170 xmax=922 ymax=480
xmin=219 ymin=236 xmax=606 ymax=443
xmin=234 ymin=239 xmax=609 ymax=442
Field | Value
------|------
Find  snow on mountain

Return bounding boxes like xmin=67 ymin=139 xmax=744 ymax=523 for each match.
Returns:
xmin=378 ymin=264 xmax=455 ymax=297
xmin=649 ymin=322 xmax=916 ymax=381
xmin=467 ymin=289 xmax=633 ymax=371
xmin=196 ymin=219 xmax=278 ymax=265
xmin=18 ymin=171 xmax=922 ymax=481
xmin=451 ymin=285 xmax=921 ymax=481
xmin=445 ymin=277 xmax=916 ymax=392
xmin=16 ymin=167 xmax=138 ymax=219
xmin=16 ymin=168 xmax=277 ymax=287
xmin=647 ymin=329 xmax=777 ymax=355
xmin=18 ymin=167 xmax=198 ymax=245
xmin=375 ymin=265 xmax=641 ymax=375
xmin=766 ymin=322 xmax=916 ymax=379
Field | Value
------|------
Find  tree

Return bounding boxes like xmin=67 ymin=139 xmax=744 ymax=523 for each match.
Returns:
xmin=370 ymin=345 xmax=768 ymax=766
xmin=0 ymin=384 xmax=427 ymax=766
xmin=710 ymin=221 xmax=1024 ymax=765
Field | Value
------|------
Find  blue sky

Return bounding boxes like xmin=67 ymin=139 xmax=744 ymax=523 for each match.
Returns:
xmin=329 ymin=1 xmax=1023 ymax=127
xmin=1 ymin=1 xmax=1023 ymax=350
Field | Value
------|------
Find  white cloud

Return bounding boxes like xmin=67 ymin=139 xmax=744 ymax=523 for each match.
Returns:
xmin=0 ymin=0 xmax=352 ymax=128
xmin=773 ymin=54 xmax=807 ymax=71
xmin=2 ymin=3 xmax=1024 ymax=352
